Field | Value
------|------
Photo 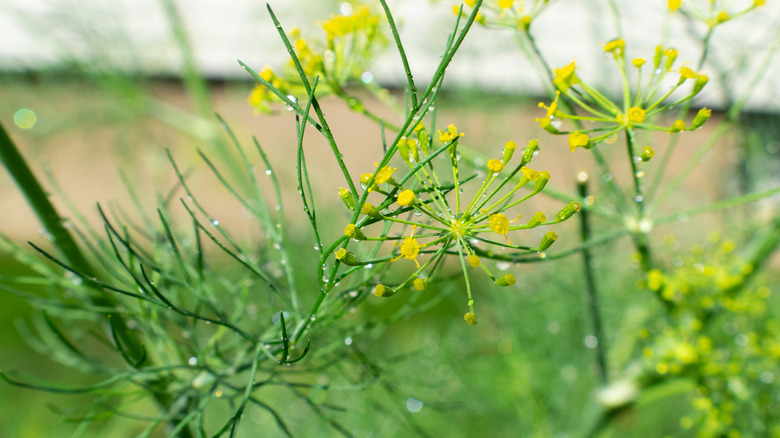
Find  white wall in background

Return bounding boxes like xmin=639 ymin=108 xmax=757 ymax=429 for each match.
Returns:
xmin=2 ymin=0 xmax=779 ymax=110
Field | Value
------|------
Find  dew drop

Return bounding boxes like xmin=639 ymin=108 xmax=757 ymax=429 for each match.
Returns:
xmin=584 ymin=335 xmax=598 ymax=348
xmin=324 ymin=50 xmax=336 ymax=63
xmin=414 ymin=210 xmax=423 ymax=217
xmin=340 ymin=2 xmax=353 ymax=15
xmin=344 ymin=337 xmax=353 ymax=345
xmin=285 ymin=95 xmax=298 ymax=111
xmin=188 ymin=356 xmax=198 ymax=366
xmin=635 ymin=171 xmax=645 ymax=178
xmin=361 ymin=71 xmax=373 ymax=83
xmin=634 ymin=195 xmax=644 ymax=203
xmin=265 ymin=169 xmax=273 ymax=175
xmin=406 ymin=397 xmax=423 ymax=413
xmin=602 ymin=173 xmax=613 ymax=182
xmin=212 ymin=219 xmax=220 ymax=226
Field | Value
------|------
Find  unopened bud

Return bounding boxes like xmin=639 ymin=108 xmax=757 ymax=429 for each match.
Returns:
xmin=664 ymin=48 xmax=678 ymax=70
xmin=556 ymin=202 xmax=581 ymax=222
xmin=374 ymin=284 xmax=396 ymax=297
xmin=653 ymin=45 xmax=663 ymax=70
xmin=496 ymin=273 xmax=516 ymax=287
xmin=344 ymin=224 xmax=366 ymax=240
xmin=361 ymin=202 xmax=383 ymax=219
xmin=526 ymin=211 xmax=547 ymax=228
xmin=468 ymin=254 xmax=481 ymax=268
xmin=502 ymin=140 xmax=517 ymax=164
xmin=538 ymin=231 xmax=558 ymax=251
xmin=397 ymin=137 xmax=411 ymax=163
xmin=487 ymin=159 xmax=505 ymax=174
xmin=669 ymin=119 xmax=686 ymax=133
xmin=339 ymin=187 xmax=355 ymax=210
xmin=335 ymin=248 xmax=361 ymax=266
xmin=533 ymin=171 xmax=551 ymax=193
xmin=413 ymin=278 xmax=427 ymax=291
xmin=640 ymin=146 xmax=655 ymax=162
xmin=691 ymin=108 xmax=712 ymax=130
xmin=464 ymin=312 xmax=478 ymax=325
xmin=521 ymin=139 xmax=539 ymax=165
xmin=693 ymin=74 xmax=709 ymax=94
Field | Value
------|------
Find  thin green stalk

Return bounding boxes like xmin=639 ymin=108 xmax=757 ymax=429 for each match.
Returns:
xmin=578 ymin=179 xmax=608 ymax=384
xmin=378 ymin=0 xmax=418 ymax=108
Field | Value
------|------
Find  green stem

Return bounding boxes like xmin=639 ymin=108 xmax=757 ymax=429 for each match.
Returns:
xmin=578 ymin=178 xmax=608 ymax=384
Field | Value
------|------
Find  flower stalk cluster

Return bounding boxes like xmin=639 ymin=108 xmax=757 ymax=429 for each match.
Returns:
xmin=536 ymin=40 xmax=712 ymax=152
xmin=248 ymin=4 xmax=386 ymax=113
xmin=337 ymin=124 xmax=579 ymax=324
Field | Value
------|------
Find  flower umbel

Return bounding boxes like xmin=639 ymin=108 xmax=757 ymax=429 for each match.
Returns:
xmin=338 ymin=133 xmax=578 ymax=324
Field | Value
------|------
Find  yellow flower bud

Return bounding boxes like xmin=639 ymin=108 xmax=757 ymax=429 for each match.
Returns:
xmin=374 ymin=284 xmax=396 ymax=297
xmin=496 ymin=273 xmax=516 ymax=286
xmin=487 ymin=159 xmax=505 ymax=174
xmin=339 ymin=187 xmax=355 ymax=210
xmin=555 ymin=202 xmax=581 ymax=222
xmin=553 ymin=62 xmax=580 ymax=92
xmin=413 ymin=278 xmax=427 ymax=291
xmin=519 ymin=15 xmax=532 ymax=31
xmin=632 ymin=58 xmax=646 ymax=68
xmin=468 ymin=254 xmax=481 ymax=268
xmin=664 ymin=48 xmax=678 ymax=70
xmin=373 ymin=164 xmax=397 ymax=185
xmin=502 ymin=140 xmax=517 ymax=164
xmin=668 ymin=0 xmax=682 ymax=11
xmin=344 ymin=224 xmax=366 ymax=240
xmin=489 ymin=213 xmax=510 ymax=235
xmin=526 ymin=211 xmax=546 ymax=228
xmin=522 ymin=139 xmax=539 ymax=164
xmin=361 ymin=202 xmax=382 ymax=219
xmin=669 ymin=119 xmax=687 ymax=133
xmin=360 ymin=173 xmax=378 ymax=192
xmin=533 ymin=171 xmax=551 ymax=193
xmin=397 ymin=189 xmax=416 ymax=207
xmin=538 ymin=231 xmax=558 ymax=251
xmin=653 ymin=45 xmax=663 ymax=70
xmin=691 ymin=108 xmax=712 ymax=130
xmin=640 ymin=146 xmax=655 ymax=162
xmin=335 ymin=248 xmax=361 ymax=266
xmin=716 ymin=11 xmax=729 ymax=24
xmin=693 ymin=74 xmax=709 ymax=94
xmin=603 ymin=38 xmax=625 ymax=57
xmin=464 ymin=312 xmax=478 ymax=325
xmin=498 ymin=0 xmax=513 ymax=9
xmin=397 ymin=137 xmax=411 ymax=163
xmin=568 ymin=132 xmax=590 ymax=151
xmin=627 ymin=107 xmax=646 ymax=124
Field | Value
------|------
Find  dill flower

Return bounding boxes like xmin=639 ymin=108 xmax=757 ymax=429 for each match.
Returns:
xmin=339 ymin=134 xmax=577 ymax=324
xmin=537 ymin=42 xmax=711 ymax=151
xmin=247 ymin=5 xmax=387 ymax=114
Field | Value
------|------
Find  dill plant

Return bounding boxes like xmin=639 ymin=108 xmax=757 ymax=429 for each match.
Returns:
xmin=1 ymin=0 xmax=780 ymax=436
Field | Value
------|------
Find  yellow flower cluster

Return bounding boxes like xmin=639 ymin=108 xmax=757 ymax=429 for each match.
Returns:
xmin=639 ymin=237 xmax=777 ymax=435
xmin=338 ymin=125 xmax=579 ymax=324
xmin=669 ymin=0 xmax=766 ymax=28
xmin=248 ymin=4 xmax=386 ymax=114
xmin=536 ymin=42 xmax=711 ymax=152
